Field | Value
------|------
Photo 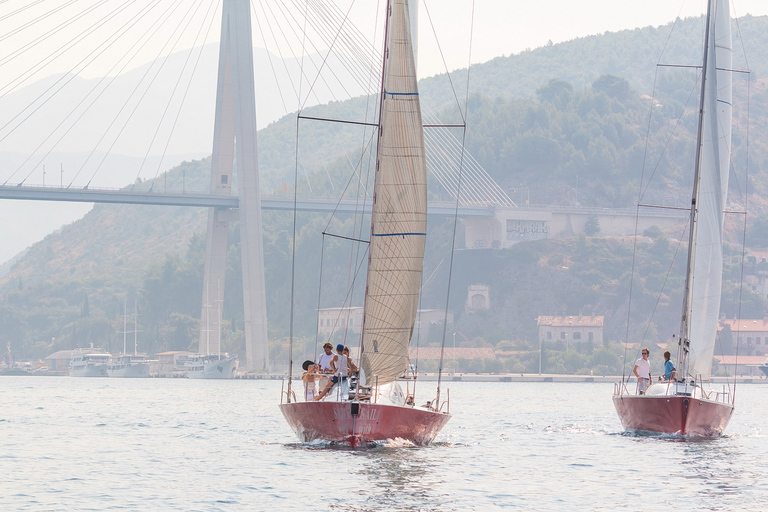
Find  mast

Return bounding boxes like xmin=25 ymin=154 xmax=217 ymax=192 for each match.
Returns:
xmin=133 ymin=299 xmax=138 ymax=356
xmin=678 ymin=0 xmax=732 ymax=381
xmin=122 ymin=298 xmax=128 ymax=356
xmin=359 ymin=0 xmax=427 ymax=387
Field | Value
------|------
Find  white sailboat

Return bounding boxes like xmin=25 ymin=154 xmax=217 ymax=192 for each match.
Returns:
xmin=108 ymin=301 xmax=151 ymax=378
xmin=280 ymin=0 xmax=451 ymax=446
xmin=184 ymin=282 xmax=238 ymax=379
xmin=613 ymin=0 xmax=736 ymax=435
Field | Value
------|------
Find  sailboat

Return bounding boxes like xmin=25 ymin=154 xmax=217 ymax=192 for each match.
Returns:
xmin=107 ymin=301 xmax=151 ymax=378
xmin=613 ymin=0 xmax=736 ymax=436
xmin=184 ymin=283 xmax=238 ymax=379
xmin=280 ymin=0 xmax=451 ymax=446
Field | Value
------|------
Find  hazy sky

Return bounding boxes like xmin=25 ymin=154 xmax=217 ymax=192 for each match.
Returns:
xmin=418 ymin=0 xmax=768 ymax=77
xmin=1 ymin=0 xmax=768 ymax=264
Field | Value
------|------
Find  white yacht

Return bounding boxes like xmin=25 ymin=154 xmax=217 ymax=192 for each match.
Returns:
xmin=183 ymin=353 xmax=238 ymax=379
xmin=107 ymin=354 xmax=151 ymax=378
xmin=69 ymin=347 xmax=110 ymax=377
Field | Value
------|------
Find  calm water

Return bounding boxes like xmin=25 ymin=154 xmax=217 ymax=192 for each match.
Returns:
xmin=1 ymin=377 xmax=767 ymax=511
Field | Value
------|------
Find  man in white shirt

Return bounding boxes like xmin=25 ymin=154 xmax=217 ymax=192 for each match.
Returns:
xmin=633 ymin=348 xmax=652 ymax=395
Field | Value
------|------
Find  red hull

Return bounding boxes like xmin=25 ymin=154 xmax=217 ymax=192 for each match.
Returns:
xmin=279 ymin=401 xmax=451 ymax=447
xmin=612 ymin=395 xmax=734 ymax=436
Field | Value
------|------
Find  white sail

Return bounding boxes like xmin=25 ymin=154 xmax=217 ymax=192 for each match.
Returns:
xmin=687 ymin=0 xmax=732 ymax=380
xmin=360 ymin=0 xmax=427 ymax=386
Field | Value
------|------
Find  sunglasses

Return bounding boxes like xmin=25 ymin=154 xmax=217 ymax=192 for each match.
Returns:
xmin=642 ymin=352 xmax=649 ymax=355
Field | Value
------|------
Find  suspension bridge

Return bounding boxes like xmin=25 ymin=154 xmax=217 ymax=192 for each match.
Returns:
xmin=0 ymin=1 xmax=684 ymax=371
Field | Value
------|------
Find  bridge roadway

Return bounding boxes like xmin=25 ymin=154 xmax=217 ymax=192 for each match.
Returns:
xmin=0 ymin=184 xmax=494 ymax=216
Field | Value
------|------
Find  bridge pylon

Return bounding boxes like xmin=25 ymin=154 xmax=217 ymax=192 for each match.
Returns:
xmin=201 ymin=0 xmax=268 ymax=372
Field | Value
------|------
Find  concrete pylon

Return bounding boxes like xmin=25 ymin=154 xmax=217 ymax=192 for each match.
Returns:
xmin=200 ymin=0 xmax=269 ymax=371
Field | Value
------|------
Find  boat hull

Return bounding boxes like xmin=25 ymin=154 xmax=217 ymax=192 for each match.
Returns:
xmin=612 ymin=394 xmax=734 ymax=436
xmin=69 ymin=364 xmax=108 ymax=377
xmin=279 ymin=401 xmax=451 ymax=447
xmin=185 ymin=356 xmax=238 ymax=379
xmin=107 ymin=364 xmax=150 ymax=378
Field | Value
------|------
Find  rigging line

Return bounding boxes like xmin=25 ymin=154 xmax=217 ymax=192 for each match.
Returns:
xmin=147 ymin=0 xmax=219 ymax=183
xmin=287 ymin=117 xmax=302 ymax=397
xmin=292 ymin=0 xmax=369 ymax=93
xmin=250 ymin=2 xmax=289 ymax=117
xmin=638 ymin=222 xmax=689 ymax=346
xmin=3 ymin=0 xmax=165 ymax=186
xmin=0 ymin=0 xmax=47 ymax=23
xmin=731 ymin=72 xmax=751 ymax=400
xmin=0 ymin=0 xmax=78 ymax=43
xmin=300 ymin=0 xmax=381 ymax=96
xmin=436 ymin=0 xmax=474 ymax=401
xmin=66 ymin=0 xmax=191 ymax=188
xmin=132 ymin=0 xmax=209 ymax=183
xmin=638 ymin=71 xmax=702 ymax=204
xmin=274 ymin=3 xmax=375 ymax=199
xmin=0 ymin=0 xmax=125 ymax=97
xmin=0 ymin=0 xmax=106 ymax=69
xmin=422 ymin=0 xmax=465 ymax=124
xmin=318 ymin=131 xmax=378 ymax=233
xmin=62 ymin=0 xmax=192 ymax=187
xmin=294 ymin=0 xmax=357 ymax=111
xmin=297 ymin=115 xmax=377 ymax=127
xmin=254 ymin=0 xmax=300 ymax=104
xmin=0 ymin=0 xmax=140 ymax=132
xmin=305 ymin=0 xmax=379 ymax=84
xmin=274 ymin=0 xmax=358 ymax=109
xmin=15 ymin=0 xmax=165 ymax=183
xmin=304 ymin=0 xmax=385 ymax=91
xmin=298 ymin=0 xmax=309 ymax=112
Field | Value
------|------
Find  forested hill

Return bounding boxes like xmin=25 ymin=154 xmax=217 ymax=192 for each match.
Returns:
xmin=3 ymin=15 xmax=768 ymax=362
xmin=421 ymin=14 xmax=768 ymax=111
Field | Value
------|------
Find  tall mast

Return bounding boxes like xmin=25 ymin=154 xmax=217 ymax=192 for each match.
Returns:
xmin=358 ymin=0 xmax=394 ymax=367
xmin=678 ymin=0 xmax=715 ymax=379
xmin=122 ymin=298 xmax=128 ymax=356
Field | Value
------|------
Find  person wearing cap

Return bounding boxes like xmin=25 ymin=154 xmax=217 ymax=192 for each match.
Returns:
xmin=633 ymin=348 xmax=652 ymax=394
xmin=315 ymin=344 xmax=349 ymax=400
xmin=317 ymin=342 xmax=335 ymax=373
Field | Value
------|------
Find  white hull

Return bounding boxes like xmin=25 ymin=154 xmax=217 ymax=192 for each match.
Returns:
xmin=69 ymin=364 xmax=108 ymax=377
xmin=107 ymin=364 xmax=150 ymax=378
xmin=185 ymin=356 xmax=238 ymax=379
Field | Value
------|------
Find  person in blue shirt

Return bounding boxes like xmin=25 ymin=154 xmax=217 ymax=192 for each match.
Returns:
xmin=663 ymin=350 xmax=676 ymax=381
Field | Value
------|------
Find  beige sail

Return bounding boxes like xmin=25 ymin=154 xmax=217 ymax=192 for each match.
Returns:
xmin=360 ymin=0 xmax=427 ymax=386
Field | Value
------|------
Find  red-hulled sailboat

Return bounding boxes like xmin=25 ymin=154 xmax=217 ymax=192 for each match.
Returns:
xmin=280 ymin=0 xmax=451 ymax=447
xmin=613 ymin=0 xmax=736 ymax=436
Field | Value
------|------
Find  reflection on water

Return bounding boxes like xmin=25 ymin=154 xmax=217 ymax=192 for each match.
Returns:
xmin=287 ymin=441 xmax=454 ymax=512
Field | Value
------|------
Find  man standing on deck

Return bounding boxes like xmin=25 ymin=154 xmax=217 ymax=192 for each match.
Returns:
xmin=633 ymin=348 xmax=652 ymax=394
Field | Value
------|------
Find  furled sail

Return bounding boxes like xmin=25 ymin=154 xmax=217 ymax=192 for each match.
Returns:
xmin=687 ymin=0 xmax=732 ymax=380
xmin=360 ymin=0 xmax=427 ymax=386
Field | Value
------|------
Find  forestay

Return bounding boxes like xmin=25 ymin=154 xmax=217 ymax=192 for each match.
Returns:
xmin=360 ymin=0 xmax=427 ymax=387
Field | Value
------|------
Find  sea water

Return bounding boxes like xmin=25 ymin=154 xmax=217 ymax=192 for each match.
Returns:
xmin=1 ymin=377 xmax=767 ymax=511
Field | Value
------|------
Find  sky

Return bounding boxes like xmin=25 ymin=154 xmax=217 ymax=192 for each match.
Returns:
xmin=1 ymin=0 xmax=768 ymax=264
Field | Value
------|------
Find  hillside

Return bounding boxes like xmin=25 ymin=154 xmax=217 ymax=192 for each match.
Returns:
xmin=3 ymin=15 xmax=768 ymax=363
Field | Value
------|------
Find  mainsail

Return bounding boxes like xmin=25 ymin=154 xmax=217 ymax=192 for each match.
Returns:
xmin=360 ymin=0 xmax=427 ymax=386
xmin=685 ymin=0 xmax=732 ymax=380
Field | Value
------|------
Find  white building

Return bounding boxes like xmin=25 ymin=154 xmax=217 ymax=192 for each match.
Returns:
xmin=537 ymin=315 xmax=604 ymax=345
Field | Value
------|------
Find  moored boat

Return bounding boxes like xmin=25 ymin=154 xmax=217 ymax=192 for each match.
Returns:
xmin=182 ymin=353 xmax=238 ymax=379
xmin=69 ymin=347 xmax=110 ymax=377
